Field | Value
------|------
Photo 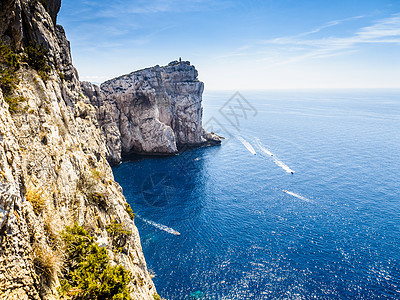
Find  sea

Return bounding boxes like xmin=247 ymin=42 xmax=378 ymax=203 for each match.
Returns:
xmin=112 ymin=89 xmax=400 ymax=299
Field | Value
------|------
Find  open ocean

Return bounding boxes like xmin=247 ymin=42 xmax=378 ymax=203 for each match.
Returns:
xmin=113 ymin=89 xmax=400 ymax=299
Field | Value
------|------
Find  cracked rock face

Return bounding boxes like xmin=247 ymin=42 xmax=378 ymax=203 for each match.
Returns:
xmin=82 ymin=61 xmax=221 ymax=165
xmin=0 ymin=1 xmax=156 ymax=299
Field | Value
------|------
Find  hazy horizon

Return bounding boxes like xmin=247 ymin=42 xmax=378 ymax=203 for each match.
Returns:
xmin=59 ymin=0 xmax=400 ymax=90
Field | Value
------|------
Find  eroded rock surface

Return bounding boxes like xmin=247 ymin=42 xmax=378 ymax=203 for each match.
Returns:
xmin=0 ymin=1 xmax=156 ymax=299
xmin=82 ymin=61 xmax=221 ymax=165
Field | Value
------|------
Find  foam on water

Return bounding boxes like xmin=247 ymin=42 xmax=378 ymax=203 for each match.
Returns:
xmin=283 ymin=190 xmax=313 ymax=203
xmin=237 ymin=136 xmax=257 ymax=155
xmin=255 ymin=138 xmax=295 ymax=174
xmin=273 ymin=158 xmax=295 ymax=174
xmin=139 ymin=216 xmax=181 ymax=236
xmin=255 ymin=138 xmax=274 ymax=157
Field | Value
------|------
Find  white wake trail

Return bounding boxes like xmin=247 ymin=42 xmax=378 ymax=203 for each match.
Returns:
xmin=140 ymin=217 xmax=181 ymax=236
xmin=272 ymin=158 xmax=295 ymax=174
xmin=255 ymin=139 xmax=295 ymax=174
xmin=255 ymin=138 xmax=274 ymax=157
xmin=283 ymin=190 xmax=313 ymax=203
xmin=238 ymin=136 xmax=257 ymax=155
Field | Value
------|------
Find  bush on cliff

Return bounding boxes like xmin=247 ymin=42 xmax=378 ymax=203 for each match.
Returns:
xmin=24 ymin=42 xmax=51 ymax=81
xmin=125 ymin=203 xmax=135 ymax=220
xmin=59 ymin=224 xmax=132 ymax=300
xmin=88 ymin=191 xmax=108 ymax=210
xmin=0 ymin=41 xmax=26 ymax=113
xmin=106 ymin=220 xmax=132 ymax=252
xmin=0 ymin=42 xmax=20 ymax=93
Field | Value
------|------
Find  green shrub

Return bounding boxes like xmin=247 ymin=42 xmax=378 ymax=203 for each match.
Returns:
xmin=0 ymin=70 xmax=18 ymax=95
xmin=59 ymin=224 xmax=132 ymax=300
xmin=88 ymin=192 xmax=108 ymax=210
xmin=153 ymin=293 xmax=161 ymax=300
xmin=106 ymin=220 xmax=132 ymax=238
xmin=106 ymin=220 xmax=132 ymax=252
xmin=0 ymin=41 xmax=20 ymax=71
xmin=90 ymin=169 xmax=102 ymax=181
xmin=24 ymin=42 xmax=51 ymax=82
xmin=4 ymin=95 xmax=26 ymax=114
xmin=124 ymin=203 xmax=135 ymax=220
xmin=0 ymin=42 xmax=21 ymax=112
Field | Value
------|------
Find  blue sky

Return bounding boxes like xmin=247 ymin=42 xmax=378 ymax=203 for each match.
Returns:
xmin=58 ymin=0 xmax=400 ymax=89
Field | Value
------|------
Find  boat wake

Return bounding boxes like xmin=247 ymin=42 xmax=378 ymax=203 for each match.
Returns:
xmin=255 ymin=139 xmax=295 ymax=174
xmin=139 ymin=217 xmax=181 ymax=236
xmin=283 ymin=190 xmax=313 ymax=203
xmin=273 ymin=158 xmax=295 ymax=174
xmin=255 ymin=140 xmax=274 ymax=157
xmin=238 ymin=136 xmax=257 ymax=155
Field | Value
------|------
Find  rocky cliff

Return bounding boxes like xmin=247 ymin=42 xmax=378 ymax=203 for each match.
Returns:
xmin=0 ymin=0 xmax=157 ymax=299
xmin=82 ymin=61 xmax=221 ymax=165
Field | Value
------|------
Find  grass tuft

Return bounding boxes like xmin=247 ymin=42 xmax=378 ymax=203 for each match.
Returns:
xmin=33 ymin=242 xmax=62 ymax=286
xmin=26 ymin=186 xmax=46 ymax=214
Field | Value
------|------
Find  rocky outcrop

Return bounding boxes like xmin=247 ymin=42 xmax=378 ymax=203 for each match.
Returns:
xmin=82 ymin=61 xmax=221 ymax=165
xmin=0 ymin=1 xmax=156 ymax=299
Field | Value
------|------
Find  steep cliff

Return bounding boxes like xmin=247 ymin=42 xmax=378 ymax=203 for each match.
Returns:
xmin=0 ymin=0 xmax=156 ymax=299
xmin=82 ymin=61 xmax=221 ymax=165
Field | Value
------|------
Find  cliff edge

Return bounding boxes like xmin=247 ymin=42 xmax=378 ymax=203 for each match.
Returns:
xmin=0 ymin=0 xmax=157 ymax=299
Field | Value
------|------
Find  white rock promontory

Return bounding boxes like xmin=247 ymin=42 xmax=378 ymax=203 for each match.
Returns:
xmin=82 ymin=61 xmax=221 ymax=165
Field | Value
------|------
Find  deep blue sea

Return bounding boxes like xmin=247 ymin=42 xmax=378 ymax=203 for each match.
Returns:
xmin=113 ymin=89 xmax=400 ymax=300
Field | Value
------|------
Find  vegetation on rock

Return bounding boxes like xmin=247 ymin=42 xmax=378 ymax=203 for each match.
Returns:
xmin=125 ymin=203 xmax=135 ymax=220
xmin=0 ymin=41 xmax=26 ymax=113
xmin=106 ymin=220 xmax=132 ymax=252
xmin=59 ymin=224 xmax=132 ymax=300
xmin=33 ymin=242 xmax=62 ymax=287
xmin=90 ymin=168 xmax=103 ymax=181
xmin=153 ymin=293 xmax=161 ymax=300
xmin=88 ymin=191 xmax=108 ymax=210
xmin=4 ymin=95 xmax=27 ymax=113
xmin=0 ymin=41 xmax=20 ymax=93
xmin=24 ymin=42 xmax=51 ymax=82
xmin=25 ymin=186 xmax=47 ymax=214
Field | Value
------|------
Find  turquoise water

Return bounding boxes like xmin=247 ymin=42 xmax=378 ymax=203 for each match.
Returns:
xmin=113 ymin=90 xmax=400 ymax=299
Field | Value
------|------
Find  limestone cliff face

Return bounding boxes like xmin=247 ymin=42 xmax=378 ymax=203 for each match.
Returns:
xmin=82 ymin=61 xmax=221 ymax=165
xmin=0 ymin=0 xmax=78 ymax=85
xmin=0 ymin=0 xmax=156 ymax=299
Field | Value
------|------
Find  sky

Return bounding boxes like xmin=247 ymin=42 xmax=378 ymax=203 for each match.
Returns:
xmin=58 ymin=0 xmax=400 ymax=90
